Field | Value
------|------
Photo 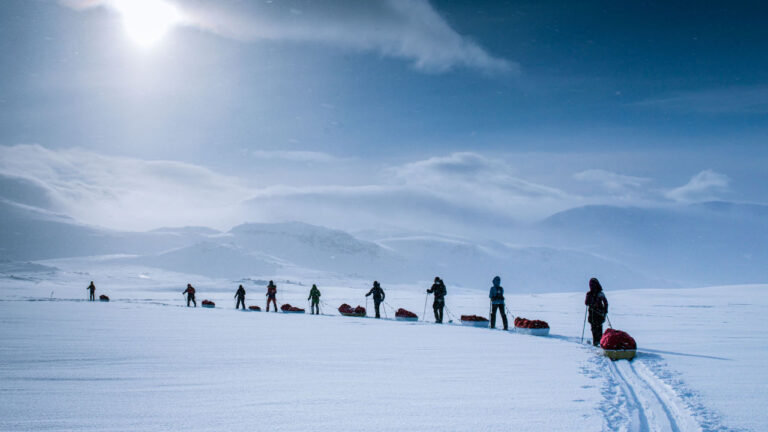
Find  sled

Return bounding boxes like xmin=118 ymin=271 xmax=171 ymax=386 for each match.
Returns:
xmin=461 ymin=320 xmax=490 ymax=328
xmin=282 ymin=309 xmax=305 ymax=314
xmin=514 ymin=327 xmax=550 ymax=336
xmin=340 ymin=312 xmax=366 ymax=317
xmin=247 ymin=306 xmax=261 ymax=312
xmin=99 ymin=295 xmax=110 ymax=302
xmin=202 ymin=304 xmax=215 ymax=308
xmin=603 ymin=349 xmax=636 ymax=361
xmin=395 ymin=316 xmax=418 ymax=322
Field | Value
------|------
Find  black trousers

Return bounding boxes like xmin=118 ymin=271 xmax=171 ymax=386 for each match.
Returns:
xmin=89 ymin=291 xmax=95 ymax=301
xmin=187 ymin=294 xmax=196 ymax=307
xmin=589 ymin=314 xmax=605 ymax=346
xmin=236 ymin=297 xmax=245 ymax=309
xmin=433 ymin=300 xmax=444 ymax=323
xmin=490 ymin=304 xmax=508 ymax=330
xmin=311 ymin=300 xmax=319 ymax=314
xmin=374 ymin=301 xmax=382 ymax=318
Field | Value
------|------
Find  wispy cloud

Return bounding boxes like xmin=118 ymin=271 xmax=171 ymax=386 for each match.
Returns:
xmin=573 ymin=169 xmax=651 ymax=190
xmin=60 ymin=0 xmax=516 ymax=74
xmin=633 ymin=86 xmax=768 ymax=114
xmin=0 ymin=144 xmax=252 ymax=230
xmin=251 ymin=150 xmax=339 ymax=163
xmin=666 ymin=170 xmax=730 ymax=202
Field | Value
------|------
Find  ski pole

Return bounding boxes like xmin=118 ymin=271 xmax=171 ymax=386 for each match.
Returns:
xmin=423 ymin=292 xmax=430 ymax=322
xmin=580 ymin=306 xmax=588 ymax=344
xmin=606 ymin=314 xmax=613 ymax=329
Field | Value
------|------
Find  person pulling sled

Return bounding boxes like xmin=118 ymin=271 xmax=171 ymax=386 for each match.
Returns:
xmin=183 ymin=284 xmax=197 ymax=307
xmin=365 ymin=281 xmax=386 ymax=318
xmin=427 ymin=277 xmax=447 ymax=323
xmin=266 ymin=281 xmax=278 ymax=312
xmin=308 ymin=284 xmax=321 ymax=315
xmin=488 ymin=276 xmax=508 ymax=330
xmin=585 ymin=277 xmax=609 ymax=346
xmin=235 ymin=284 xmax=246 ymax=310
xmin=86 ymin=281 xmax=96 ymax=301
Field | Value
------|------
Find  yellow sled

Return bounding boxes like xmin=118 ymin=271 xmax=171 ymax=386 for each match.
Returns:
xmin=603 ymin=349 xmax=636 ymax=361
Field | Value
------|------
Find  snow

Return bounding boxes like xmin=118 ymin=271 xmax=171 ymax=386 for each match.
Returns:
xmin=1 ymin=264 xmax=766 ymax=431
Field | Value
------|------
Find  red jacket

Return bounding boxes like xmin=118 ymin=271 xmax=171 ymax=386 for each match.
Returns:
xmin=267 ymin=285 xmax=277 ymax=297
xmin=184 ymin=287 xmax=196 ymax=295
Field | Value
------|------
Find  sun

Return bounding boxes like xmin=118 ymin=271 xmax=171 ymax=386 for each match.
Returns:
xmin=111 ymin=0 xmax=183 ymax=48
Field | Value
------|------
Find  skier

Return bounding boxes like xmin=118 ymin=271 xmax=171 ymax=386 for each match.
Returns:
xmin=234 ymin=284 xmax=246 ymax=310
xmin=365 ymin=281 xmax=386 ymax=318
xmin=488 ymin=276 xmax=508 ymax=330
xmin=308 ymin=284 xmax=321 ymax=315
xmin=86 ymin=281 xmax=96 ymax=301
xmin=266 ymin=281 xmax=277 ymax=312
xmin=585 ymin=277 xmax=609 ymax=346
xmin=183 ymin=283 xmax=197 ymax=307
xmin=426 ymin=277 xmax=447 ymax=323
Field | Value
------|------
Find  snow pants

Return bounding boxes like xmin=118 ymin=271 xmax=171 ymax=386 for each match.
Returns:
xmin=187 ymin=294 xmax=196 ymax=307
xmin=311 ymin=300 xmax=319 ymax=315
xmin=267 ymin=296 xmax=277 ymax=312
xmin=236 ymin=297 xmax=245 ymax=310
xmin=589 ymin=313 xmax=605 ymax=346
xmin=89 ymin=291 xmax=95 ymax=301
xmin=490 ymin=304 xmax=508 ymax=330
xmin=374 ymin=300 xmax=382 ymax=318
xmin=433 ymin=299 xmax=445 ymax=323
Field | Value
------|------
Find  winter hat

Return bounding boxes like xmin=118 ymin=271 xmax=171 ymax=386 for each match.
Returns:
xmin=589 ymin=278 xmax=602 ymax=291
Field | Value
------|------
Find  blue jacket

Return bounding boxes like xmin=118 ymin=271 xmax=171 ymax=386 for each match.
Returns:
xmin=489 ymin=285 xmax=505 ymax=305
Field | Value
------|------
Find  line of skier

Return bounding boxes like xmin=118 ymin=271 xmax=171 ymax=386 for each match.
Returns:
xmin=92 ymin=275 xmax=610 ymax=345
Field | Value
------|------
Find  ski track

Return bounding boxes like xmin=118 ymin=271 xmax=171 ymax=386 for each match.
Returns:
xmin=5 ymin=297 xmax=729 ymax=432
xmin=607 ymin=357 xmax=703 ymax=432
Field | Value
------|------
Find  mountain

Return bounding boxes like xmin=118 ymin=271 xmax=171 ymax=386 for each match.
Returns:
xmin=538 ymin=202 xmax=768 ymax=285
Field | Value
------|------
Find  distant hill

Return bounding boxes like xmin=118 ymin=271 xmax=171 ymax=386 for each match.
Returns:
xmin=538 ymin=202 xmax=768 ymax=285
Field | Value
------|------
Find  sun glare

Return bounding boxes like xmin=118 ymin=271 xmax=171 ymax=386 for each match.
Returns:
xmin=112 ymin=0 xmax=182 ymax=48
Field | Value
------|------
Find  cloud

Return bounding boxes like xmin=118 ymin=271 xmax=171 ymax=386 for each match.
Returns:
xmin=665 ymin=170 xmax=730 ymax=202
xmin=0 ymin=144 xmax=252 ymax=230
xmin=573 ymin=169 xmax=651 ymax=190
xmin=387 ymin=152 xmax=576 ymax=221
xmin=251 ymin=150 xmax=339 ymax=163
xmin=633 ymin=86 xmax=768 ymax=114
xmin=60 ymin=0 xmax=516 ymax=74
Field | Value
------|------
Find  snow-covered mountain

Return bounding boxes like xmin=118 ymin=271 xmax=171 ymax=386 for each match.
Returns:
xmin=537 ymin=202 xmax=768 ymax=286
xmin=1 ymin=172 xmax=765 ymax=290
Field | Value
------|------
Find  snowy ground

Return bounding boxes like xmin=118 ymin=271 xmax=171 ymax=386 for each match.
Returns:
xmin=0 ymin=261 xmax=766 ymax=431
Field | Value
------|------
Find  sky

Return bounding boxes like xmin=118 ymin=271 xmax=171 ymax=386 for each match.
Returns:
xmin=0 ymin=0 xmax=766 ymax=233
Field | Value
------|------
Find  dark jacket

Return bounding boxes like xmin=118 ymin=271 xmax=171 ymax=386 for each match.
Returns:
xmin=235 ymin=286 xmax=246 ymax=299
xmin=308 ymin=286 xmax=321 ymax=302
xmin=366 ymin=285 xmax=385 ymax=302
xmin=585 ymin=282 xmax=608 ymax=325
xmin=183 ymin=286 xmax=196 ymax=296
xmin=266 ymin=284 xmax=277 ymax=298
xmin=427 ymin=282 xmax=447 ymax=301
xmin=489 ymin=284 xmax=504 ymax=305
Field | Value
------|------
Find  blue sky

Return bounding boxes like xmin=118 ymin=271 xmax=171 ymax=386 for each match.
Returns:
xmin=0 ymin=0 xmax=766 ymax=231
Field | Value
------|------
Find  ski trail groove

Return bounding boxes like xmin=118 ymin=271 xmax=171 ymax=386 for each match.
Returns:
xmin=609 ymin=359 xmax=701 ymax=432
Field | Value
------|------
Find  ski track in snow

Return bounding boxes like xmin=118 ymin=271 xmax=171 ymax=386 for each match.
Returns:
xmin=0 ymin=296 xmax=745 ymax=431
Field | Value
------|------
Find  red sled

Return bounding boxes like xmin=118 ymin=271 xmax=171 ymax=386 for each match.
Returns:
xmin=395 ymin=308 xmax=418 ymax=321
xmin=99 ymin=295 xmax=110 ymax=302
xmin=600 ymin=329 xmax=637 ymax=360
xmin=338 ymin=303 xmax=366 ymax=317
xmin=201 ymin=300 xmax=215 ymax=308
xmin=513 ymin=317 xmax=550 ymax=336
xmin=461 ymin=315 xmax=490 ymax=328
xmin=281 ymin=304 xmax=305 ymax=314
xmin=247 ymin=305 xmax=261 ymax=311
